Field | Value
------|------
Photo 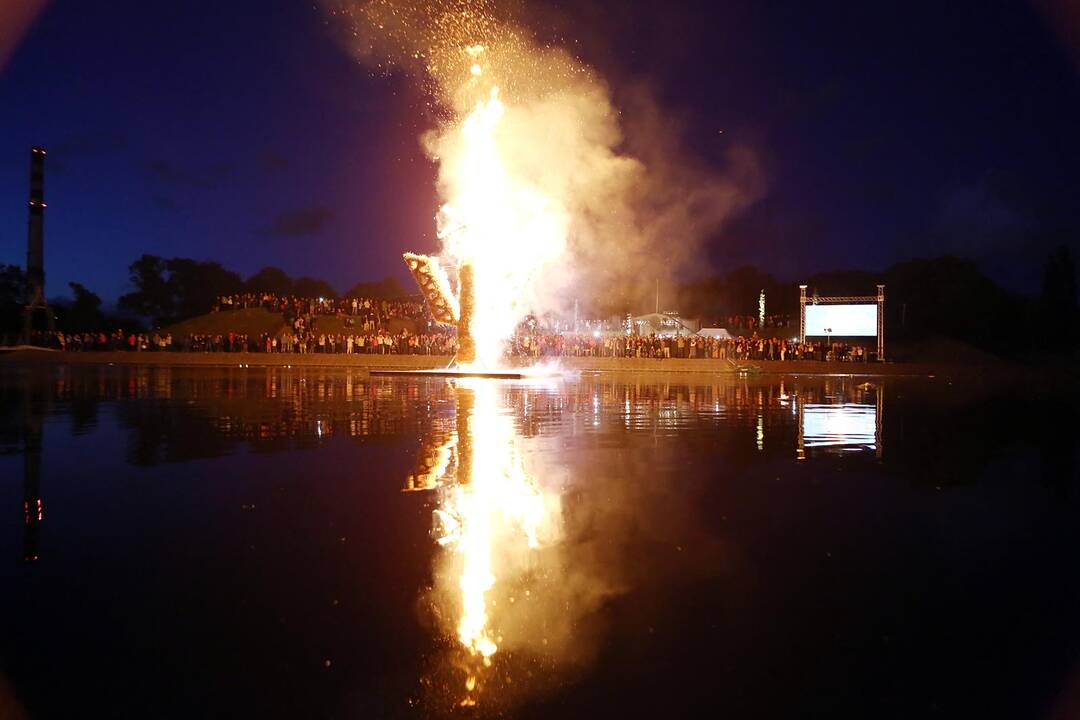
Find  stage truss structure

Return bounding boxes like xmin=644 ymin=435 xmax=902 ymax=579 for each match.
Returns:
xmin=799 ymin=284 xmax=886 ymax=361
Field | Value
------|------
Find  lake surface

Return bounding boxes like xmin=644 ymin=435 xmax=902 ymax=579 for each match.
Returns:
xmin=0 ymin=364 xmax=1077 ymax=719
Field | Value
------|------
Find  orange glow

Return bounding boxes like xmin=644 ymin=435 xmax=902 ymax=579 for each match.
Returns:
xmin=434 ymin=79 xmax=569 ymax=369
xmin=428 ymin=380 xmax=556 ymax=697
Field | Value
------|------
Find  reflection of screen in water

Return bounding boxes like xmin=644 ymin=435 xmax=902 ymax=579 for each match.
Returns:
xmin=805 ymin=304 xmax=877 ymax=336
xmin=802 ymin=403 xmax=877 ymax=450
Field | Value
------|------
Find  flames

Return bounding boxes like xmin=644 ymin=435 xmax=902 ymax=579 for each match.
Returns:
xmin=433 ymin=57 xmax=570 ymax=368
xmin=341 ymin=0 xmax=763 ymax=368
xmin=399 ymin=43 xmax=571 ymax=369
xmin=329 ymin=0 xmax=765 ymax=706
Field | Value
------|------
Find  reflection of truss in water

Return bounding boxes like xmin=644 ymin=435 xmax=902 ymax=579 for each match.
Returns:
xmin=404 ymin=429 xmax=459 ymax=491
xmin=796 ymin=384 xmax=883 ymax=459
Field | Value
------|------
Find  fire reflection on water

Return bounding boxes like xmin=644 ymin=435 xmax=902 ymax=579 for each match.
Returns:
xmin=405 ymin=379 xmax=559 ymax=705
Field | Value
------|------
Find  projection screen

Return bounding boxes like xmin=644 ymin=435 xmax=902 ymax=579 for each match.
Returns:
xmin=804 ymin=304 xmax=877 ymax=336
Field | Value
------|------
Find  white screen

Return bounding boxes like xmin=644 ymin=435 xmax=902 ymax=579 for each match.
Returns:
xmin=805 ymin=304 xmax=877 ymax=336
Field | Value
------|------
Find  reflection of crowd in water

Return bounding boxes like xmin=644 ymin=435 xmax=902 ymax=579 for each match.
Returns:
xmin=40 ymin=367 xmax=464 ymax=460
xmin=505 ymin=376 xmax=878 ymax=426
xmin=19 ymin=366 xmax=884 ymax=468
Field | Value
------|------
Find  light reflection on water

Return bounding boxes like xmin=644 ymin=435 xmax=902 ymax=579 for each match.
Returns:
xmin=1 ymin=366 xmax=887 ymax=456
xmin=2 ymin=364 xmax=1075 ymax=718
xmin=801 ymin=404 xmax=878 ymax=451
xmin=421 ymin=380 xmax=559 ymax=705
xmin=2 ymin=365 xmax=887 ymax=708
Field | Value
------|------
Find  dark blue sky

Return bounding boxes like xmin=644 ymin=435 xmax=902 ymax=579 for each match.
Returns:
xmin=2 ymin=0 xmax=1079 ymax=303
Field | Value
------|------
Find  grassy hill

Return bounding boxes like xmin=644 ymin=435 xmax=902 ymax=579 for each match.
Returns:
xmin=163 ymin=309 xmax=422 ymax=338
xmin=164 ymin=308 xmax=287 ymax=337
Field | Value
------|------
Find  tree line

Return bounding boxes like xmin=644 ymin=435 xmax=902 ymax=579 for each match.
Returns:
xmin=668 ymin=249 xmax=1077 ymax=357
xmin=1 ymin=247 xmax=1076 ymax=357
xmin=116 ymin=255 xmax=416 ymax=326
xmin=0 ymin=255 xmax=410 ymax=336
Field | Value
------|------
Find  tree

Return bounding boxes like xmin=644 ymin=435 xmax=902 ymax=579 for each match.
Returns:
xmin=1040 ymin=244 xmax=1078 ymax=351
xmin=882 ymin=255 xmax=1026 ymax=355
xmin=246 ymin=266 xmax=294 ymax=295
xmin=345 ymin=275 xmax=409 ymax=299
xmin=118 ymin=255 xmax=244 ymax=325
xmin=0 ymin=264 xmax=28 ymax=336
xmin=118 ymin=254 xmax=172 ymax=324
xmin=293 ymin=276 xmax=337 ymax=299
xmin=803 ymin=269 xmax=882 ymax=298
xmin=65 ymin=282 xmax=105 ymax=331
xmin=165 ymin=258 xmax=243 ymax=320
xmin=0 ymin=264 xmax=27 ymax=303
xmin=673 ymin=266 xmax=790 ymax=323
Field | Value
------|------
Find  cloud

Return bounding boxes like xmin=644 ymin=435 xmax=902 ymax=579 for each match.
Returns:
xmin=48 ymin=130 xmax=129 ymax=173
xmin=260 ymin=151 xmax=289 ymax=174
xmin=52 ymin=130 xmax=129 ymax=157
xmin=150 ymin=194 xmax=178 ymax=212
xmin=266 ymin=206 xmax=336 ymax=237
xmin=929 ymin=170 xmax=1080 ymax=258
xmin=146 ymin=159 xmax=234 ymax=188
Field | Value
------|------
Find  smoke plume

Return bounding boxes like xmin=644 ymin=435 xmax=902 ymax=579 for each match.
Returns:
xmin=324 ymin=0 xmax=764 ymax=318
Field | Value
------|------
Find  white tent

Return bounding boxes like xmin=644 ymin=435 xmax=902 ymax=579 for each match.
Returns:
xmin=632 ymin=313 xmax=700 ymax=336
xmin=698 ymin=327 xmax=733 ymax=339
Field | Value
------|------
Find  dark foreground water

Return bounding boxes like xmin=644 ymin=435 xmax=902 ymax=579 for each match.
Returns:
xmin=0 ymin=365 xmax=1078 ymax=719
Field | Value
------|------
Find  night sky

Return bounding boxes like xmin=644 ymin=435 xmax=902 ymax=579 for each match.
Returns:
xmin=2 ymin=0 xmax=1079 ymax=304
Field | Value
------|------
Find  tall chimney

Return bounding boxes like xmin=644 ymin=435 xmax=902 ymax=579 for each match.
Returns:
xmin=22 ymin=146 xmax=53 ymax=343
xmin=27 ymin=146 xmax=46 ymax=297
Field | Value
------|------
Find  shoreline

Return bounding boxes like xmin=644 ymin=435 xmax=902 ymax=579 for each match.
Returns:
xmin=0 ymin=348 xmax=1030 ymax=378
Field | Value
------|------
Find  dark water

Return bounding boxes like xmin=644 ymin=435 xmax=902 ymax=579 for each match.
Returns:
xmin=0 ymin=364 xmax=1078 ymax=719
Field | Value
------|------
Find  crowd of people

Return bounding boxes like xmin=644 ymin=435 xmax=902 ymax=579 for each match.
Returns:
xmin=29 ymin=328 xmax=458 ymax=355
xmin=214 ymin=293 xmax=426 ymax=325
xmin=507 ymin=333 xmax=872 ymax=362
xmin=17 ymin=293 xmax=874 ymax=361
xmin=31 ymin=328 xmax=872 ymax=362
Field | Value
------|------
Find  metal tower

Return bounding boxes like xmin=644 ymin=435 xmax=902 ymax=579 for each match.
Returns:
xmin=23 ymin=146 xmax=54 ymax=343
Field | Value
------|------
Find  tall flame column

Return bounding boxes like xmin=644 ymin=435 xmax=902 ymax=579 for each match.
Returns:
xmin=457 ymin=262 xmax=477 ymax=365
